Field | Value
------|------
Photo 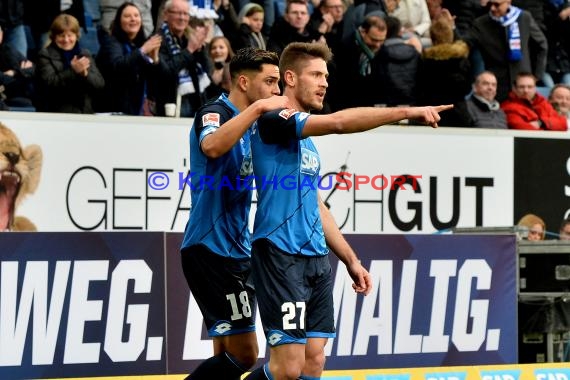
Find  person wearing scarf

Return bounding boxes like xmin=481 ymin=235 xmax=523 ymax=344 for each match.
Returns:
xmin=464 ymin=0 xmax=547 ymax=102
xmin=331 ymin=14 xmax=387 ymax=110
xmin=149 ymin=0 xmax=211 ymax=118
xmin=35 ymin=13 xmax=104 ymax=113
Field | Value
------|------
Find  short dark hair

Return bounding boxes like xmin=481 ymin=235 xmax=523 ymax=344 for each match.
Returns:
xmin=514 ymin=71 xmax=536 ymax=85
xmin=384 ymin=16 xmax=401 ymax=39
xmin=229 ymin=48 xmax=279 ymax=81
xmin=279 ymin=42 xmax=332 ymax=78
xmin=286 ymin=0 xmax=309 ymax=13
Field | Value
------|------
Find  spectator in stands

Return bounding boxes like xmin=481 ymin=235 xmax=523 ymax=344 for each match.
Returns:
xmin=26 ymin=0 xmax=86 ymax=61
xmin=267 ymin=0 xmax=321 ymax=57
xmin=542 ymin=0 xmax=570 ymax=88
xmin=0 ymin=0 xmax=27 ymax=58
xmin=342 ymin=0 xmax=387 ymax=44
xmin=464 ymin=71 xmax=507 ymax=129
xmin=35 ymin=14 xmax=104 ymax=113
xmin=417 ymin=17 xmax=471 ymax=126
xmin=376 ymin=16 xmax=421 ymax=106
xmin=501 ymin=72 xmax=567 ymax=131
xmin=442 ymin=0 xmax=486 ymax=39
xmin=333 ymin=14 xmax=387 ymax=110
xmin=559 ymin=218 xmax=570 ymax=240
xmin=549 ymin=84 xmax=570 ymax=129
xmin=464 ymin=0 xmax=547 ymax=102
xmin=213 ymin=0 xmax=240 ymax=39
xmin=517 ymin=213 xmax=546 ymax=241
xmin=96 ymin=2 xmax=161 ymax=115
xmin=0 ymin=24 xmax=34 ymax=109
xmin=385 ymin=0 xmax=432 ymax=47
xmin=308 ymin=0 xmax=346 ymax=55
xmin=151 ymin=0 xmax=211 ymax=117
xmin=205 ymin=35 xmax=233 ymax=99
xmin=99 ymin=0 xmax=154 ymax=37
xmin=232 ymin=3 xmax=267 ymax=51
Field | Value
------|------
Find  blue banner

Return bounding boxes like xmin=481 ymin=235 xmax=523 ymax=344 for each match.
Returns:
xmin=0 ymin=232 xmax=166 ymax=379
xmin=0 ymin=233 xmax=517 ymax=378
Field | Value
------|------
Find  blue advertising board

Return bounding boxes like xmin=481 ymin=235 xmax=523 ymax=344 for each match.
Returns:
xmin=0 ymin=233 xmax=517 ymax=378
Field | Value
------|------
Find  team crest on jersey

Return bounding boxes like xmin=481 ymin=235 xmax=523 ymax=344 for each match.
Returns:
xmin=202 ymin=113 xmax=220 ymax=127
xmin=279 ymin=108 xmax=298 ymax=120
xmin=300 ymin=147 xmax=320 ymax=176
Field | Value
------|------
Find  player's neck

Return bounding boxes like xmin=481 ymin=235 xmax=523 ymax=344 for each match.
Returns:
xmin=227 ymin=91 xmax=249 ymax=112
xmin=284 ymin=88 xmax=308 ymax=112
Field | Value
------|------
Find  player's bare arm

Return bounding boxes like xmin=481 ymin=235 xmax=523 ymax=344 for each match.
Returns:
xmin=318 ymin=195 xmax=372 ymax=295
xmin=301 ymin=104 xmax=453 ymax=137
xmin=201 ymin=95 xmax=291 ymax=158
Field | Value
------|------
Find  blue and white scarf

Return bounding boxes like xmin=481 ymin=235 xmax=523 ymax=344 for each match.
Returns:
xmin=490 ymin=5 xmax=522 ymax=62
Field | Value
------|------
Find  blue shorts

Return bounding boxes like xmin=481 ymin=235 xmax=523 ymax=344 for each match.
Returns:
xmin=181 ymin=245 xmax=256 ymax=337
xmin=251 ymin=239 xmax=336 ymax=346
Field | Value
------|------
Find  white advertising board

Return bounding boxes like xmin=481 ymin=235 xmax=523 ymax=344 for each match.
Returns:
xmin=1 ymin=113 xmax=514 ymax=233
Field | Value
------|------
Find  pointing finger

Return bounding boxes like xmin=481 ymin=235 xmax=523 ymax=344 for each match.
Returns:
xmin=434 ymin=104 xmax=454 ymax=112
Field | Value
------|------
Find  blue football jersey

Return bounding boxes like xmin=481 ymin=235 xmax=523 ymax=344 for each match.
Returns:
xmin=251 ymin=108 xmax=328 ymax=256
xmin=181 ymin=94 xmax=254 ymax=259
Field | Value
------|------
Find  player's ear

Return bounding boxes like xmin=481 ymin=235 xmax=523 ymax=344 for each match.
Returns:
xmin=283 ymin=70 xmax=295 ymax=87
xmin=237 ymin=74 xmax=248 ymax=92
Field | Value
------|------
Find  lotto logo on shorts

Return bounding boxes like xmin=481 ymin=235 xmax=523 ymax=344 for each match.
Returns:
xmin=278 ymin=108 xmax=298 ymax=120
xmin=202 ymin=113 xmax=220 ymax=127
xmin=267 ymin=332 xmax=283 ymax=345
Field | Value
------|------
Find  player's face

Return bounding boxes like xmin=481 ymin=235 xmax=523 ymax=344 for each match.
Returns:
xmin=246 ymin=63 xmax=281 ymax=103
xmin=294 ymin=58 xmax=328 ymax=111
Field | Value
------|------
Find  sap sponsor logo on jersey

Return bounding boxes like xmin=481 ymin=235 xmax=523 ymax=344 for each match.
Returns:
xmin=278 ymin=108 xmax=298 ymax=120
xmin=202 ymin=113 xmax=220 ymax=127
xmin=301 ymin=148 xmax=320 ymax=175
xmin=535 ymin=369 xmax=570 ymax=380
xmin=0 ymin=259 xmax=162 ymax=366
xmin=479 ymin=370 xmax=521 ymax=380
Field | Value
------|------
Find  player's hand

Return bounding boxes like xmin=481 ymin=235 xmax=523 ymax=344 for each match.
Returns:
xmin=408 ymin=104 xmax=453 ymax=128
xmin=347 ymin=260 xmax=372 ymax=295
xmin=258 ymin=95 xmax=293 ymax=113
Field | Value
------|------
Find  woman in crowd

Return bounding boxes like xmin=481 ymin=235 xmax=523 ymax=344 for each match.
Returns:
xmin=35 ymin=14 xmax=104 ymax=113
xmin=205 ymin=36 xmax=233 ymax=99
xmin=517 ymin=213 xmax=546 ymax=241
xmin=96 ymin=2 xmax=162 ymax=115
xmin=232 ymin=3 xmax=266 ymax=51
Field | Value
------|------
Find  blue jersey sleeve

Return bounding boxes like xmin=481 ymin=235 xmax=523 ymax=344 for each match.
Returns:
xmin=193 ymin=102 xmax=233 ymax=150
xmin=257 ymin=108 xmax=310 ymax=144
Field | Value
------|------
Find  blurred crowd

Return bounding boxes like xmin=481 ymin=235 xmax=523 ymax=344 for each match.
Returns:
xmin=1 ymin=0 xmax=570 ymax=130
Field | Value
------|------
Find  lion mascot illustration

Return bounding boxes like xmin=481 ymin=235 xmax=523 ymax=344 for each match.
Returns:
xmin=0 ymin=122 xmax=42 ymax=231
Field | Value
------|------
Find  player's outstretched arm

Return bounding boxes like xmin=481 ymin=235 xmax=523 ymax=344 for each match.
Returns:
xmin=201 ymin=95 xmax=291 ymax=158
xmin=301 ymin=105 xmax=453 ymax=137
xmin=318 ymin=196 xmax=372 ymax=295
